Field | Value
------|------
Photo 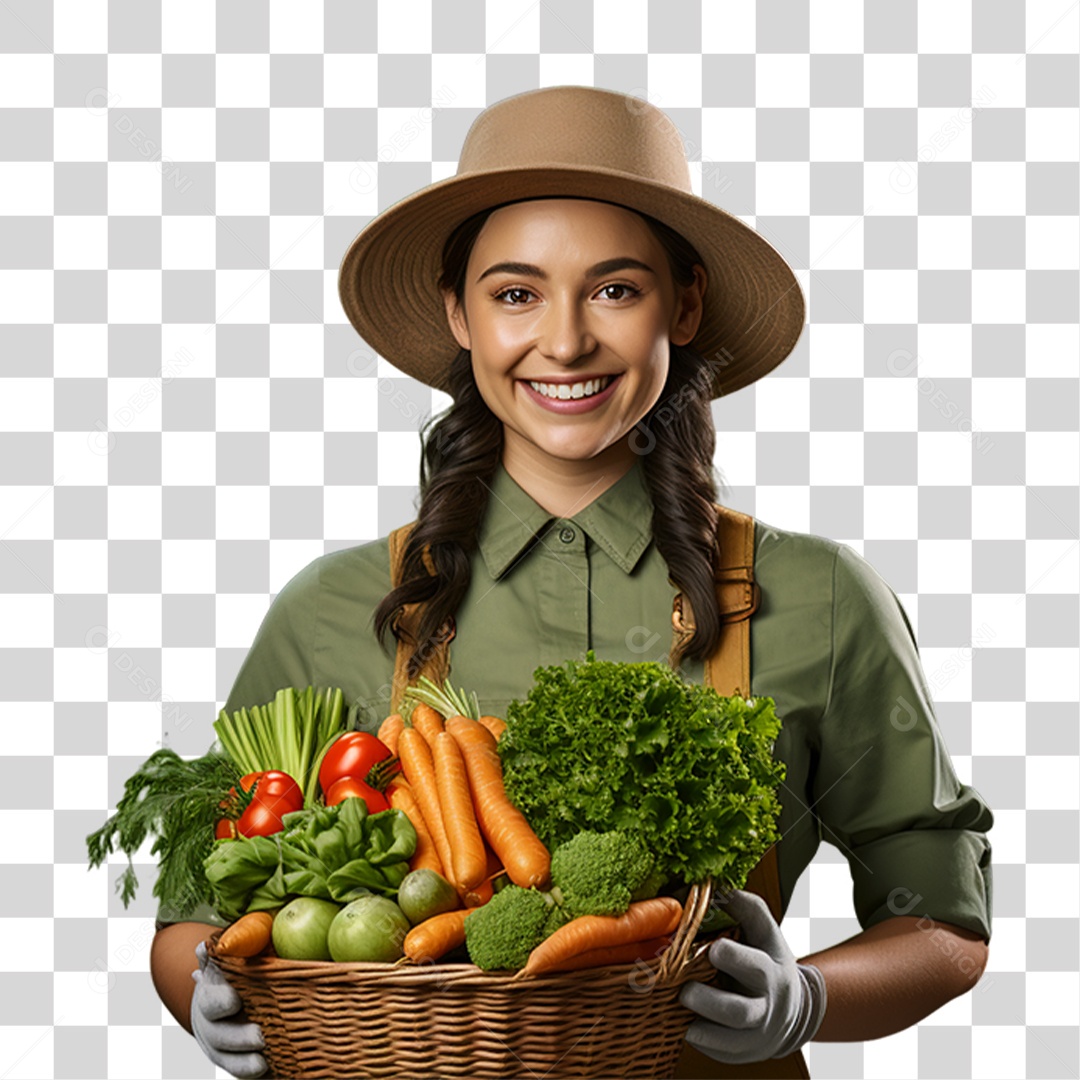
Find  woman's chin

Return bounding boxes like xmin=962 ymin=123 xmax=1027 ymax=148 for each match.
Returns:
xmin=529 ymin=435 xmax=627 ymax=465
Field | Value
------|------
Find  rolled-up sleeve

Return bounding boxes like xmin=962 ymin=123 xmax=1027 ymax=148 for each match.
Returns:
xmin=812 ymin=544 xmax=994 ymax=943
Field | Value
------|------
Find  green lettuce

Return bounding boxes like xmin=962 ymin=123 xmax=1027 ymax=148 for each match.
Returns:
xmin=499 ymin=651 xmax=786 ymax=889
xmin=203 ymin=798 xmax=417 ymax=922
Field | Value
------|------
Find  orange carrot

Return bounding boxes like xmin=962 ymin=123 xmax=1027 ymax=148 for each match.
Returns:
xmin=216 ymin=911 xmax=274 ymax=958
xmin=527 ymin=936 xmax=673 ymax=975
xmin=378 ymin=713 xmax=405 ymax=755
xmin=397 ymin=726 xmax=454 ymax=879
xmin=444 ymin=715 xmax=550 ymax=889
xmin=431 ymin=731 xmax=487 ymax=892
xmin=385 ymin=774 xmax=411 ymax=797
xmin=404 ymin=909 xmax=469 ymax=963
xmin=462 ymin=842 xmax=502 ymax=907
xmin=483 ymin=840 xmax=504 ymax=879
xmin=410 ymin=703 xmax=445 ymax=744
xmin=388 ymin=781 xmax=443 ymax=877
xmin=479 ymin=714 xmax=506 ymax=741
xmin=520 ymin=898 xmax=683 ymax=977
xmin=463 ymin=877 xmax=493 ymax=907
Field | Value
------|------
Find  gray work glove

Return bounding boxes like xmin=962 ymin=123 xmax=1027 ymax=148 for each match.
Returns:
xmin=680 ymin=889 xmax=827 ymax=1064
xmin=191 ymin=940 xmax=268 ymax=1079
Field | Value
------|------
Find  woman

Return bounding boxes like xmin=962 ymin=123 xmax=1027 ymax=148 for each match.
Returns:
xmin=150 ymin=86 xmax=993 ymax=1079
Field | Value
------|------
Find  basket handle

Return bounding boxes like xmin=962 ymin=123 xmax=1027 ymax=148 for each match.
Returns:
xmin=656 ymin=877 xmax=714 ymax=984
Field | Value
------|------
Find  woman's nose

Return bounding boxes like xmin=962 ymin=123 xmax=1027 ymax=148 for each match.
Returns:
xmin=536 ymin=295 xmax=596 ymax=362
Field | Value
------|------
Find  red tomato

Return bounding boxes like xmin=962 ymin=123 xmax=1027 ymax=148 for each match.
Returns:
xmin=319 ymin=733 xmax=392 ymax=795
xmin=325 ymin=776 xmax=390 ymax=814
xmin=228 ymin=770 xmax=303 ymax=838
xmin=214 ymin=818 xmax=237 ymax=840
xmin=237 ymin=798 xmax=286 ymax=838
xmin=250 ymin=770 xmax=303 ymax=816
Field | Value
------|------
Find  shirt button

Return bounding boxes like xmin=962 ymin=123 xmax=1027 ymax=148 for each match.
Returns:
xmin=559 ymin=526 xmax=576 ymax=543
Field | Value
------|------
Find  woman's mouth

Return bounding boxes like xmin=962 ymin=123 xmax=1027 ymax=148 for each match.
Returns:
xmin=518 ymin=373 xmax=623 ymax=414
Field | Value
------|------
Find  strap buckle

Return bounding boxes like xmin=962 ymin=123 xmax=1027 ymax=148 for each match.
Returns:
xmin=672 ymin=572 xmax=760 ymax=634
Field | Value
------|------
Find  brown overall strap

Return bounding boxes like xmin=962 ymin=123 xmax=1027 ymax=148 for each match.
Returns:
xmin=670 ymin=505 xmax=810 ymax=1080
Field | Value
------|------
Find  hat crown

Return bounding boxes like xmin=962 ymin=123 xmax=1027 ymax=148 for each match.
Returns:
xmin=457 ymin=85 xmax=693 ymax=194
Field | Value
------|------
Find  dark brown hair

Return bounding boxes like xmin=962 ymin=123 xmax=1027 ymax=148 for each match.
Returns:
xmin=372 ymin=197 xmax=724 ymax=678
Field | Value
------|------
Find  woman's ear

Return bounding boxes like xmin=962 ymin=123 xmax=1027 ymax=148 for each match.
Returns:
xmin=443 ymin=288 xmax=471 ymax=351
xmin=670 ymin=264 xmax=708 ymax=347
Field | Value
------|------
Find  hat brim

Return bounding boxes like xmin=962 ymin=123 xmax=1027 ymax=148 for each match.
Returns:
xmin=338 ymin=165 xmax=805 ymax=399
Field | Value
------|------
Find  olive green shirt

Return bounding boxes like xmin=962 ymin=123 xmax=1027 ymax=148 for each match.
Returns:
xmin=159 ymin=456 xmax=993 ymax=943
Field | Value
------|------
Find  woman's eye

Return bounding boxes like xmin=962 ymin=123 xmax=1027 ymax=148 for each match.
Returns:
xmin=494 ymin=287 xmax=534 ymax=305
xmin=598 ymin=283 xmax=641 ymax=301
xmin=494 ymin=284 xmax=641 ymax=305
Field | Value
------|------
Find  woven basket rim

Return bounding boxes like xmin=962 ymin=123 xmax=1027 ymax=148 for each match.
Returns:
xmin=208 ymin=879 xmax=722 ymax=987
xmin=210 ymin=933 xmax=719 ymax=989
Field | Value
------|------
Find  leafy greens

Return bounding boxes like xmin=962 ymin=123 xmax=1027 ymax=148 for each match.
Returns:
xmin=203 ymin=798 xmax=417 ymax=922
xmin=498 ymin=650 xmax=786 ymax=889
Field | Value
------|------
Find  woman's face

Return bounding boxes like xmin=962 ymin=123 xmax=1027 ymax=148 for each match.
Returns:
xmin=443 ymin=198 xmax=706 ymax=467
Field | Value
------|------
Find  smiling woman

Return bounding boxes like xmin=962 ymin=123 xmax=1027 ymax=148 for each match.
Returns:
xmin=151 ymin=84 xmax=994 ymax=1080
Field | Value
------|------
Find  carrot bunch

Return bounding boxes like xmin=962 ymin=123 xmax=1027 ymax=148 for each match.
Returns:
xmin=390 ymin=679 xmax=551 ymax=909
xmin=385 ymin=678 xmax=680 ymax=976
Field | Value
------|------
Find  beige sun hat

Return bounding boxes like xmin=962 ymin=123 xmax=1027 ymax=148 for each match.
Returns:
xmin=337 ymin=84 xmax=804 ymax=399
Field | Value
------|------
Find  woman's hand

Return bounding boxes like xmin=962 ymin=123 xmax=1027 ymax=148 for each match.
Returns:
xmin=679 ymin=890 xmax=827 ymax=1064
xmin=191 ymin=940 xmax=268 ymax=1079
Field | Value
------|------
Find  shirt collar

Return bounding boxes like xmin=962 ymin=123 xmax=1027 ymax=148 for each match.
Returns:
xmin=477 ymin=457 xmax=654 ymax=580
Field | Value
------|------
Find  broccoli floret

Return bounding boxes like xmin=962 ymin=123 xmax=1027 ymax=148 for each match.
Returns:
xmin=550 ymin=830 xmax=666 ymax=917
xmin=463 ymin=884 xmax=569 ymax=971
xmin=631 ymin=866 xmax=670 ymax=903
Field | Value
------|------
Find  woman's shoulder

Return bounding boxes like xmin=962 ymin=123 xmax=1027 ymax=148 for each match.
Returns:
xmin=312 ymin=535 xmax=395 ymax=598
xmin=750 ymin=515 xmax=845 ymax=572
xmin=269 ymin=535 xmax=394 ymax=611
xmin=749 ymin=514 xmax=908 ymax=629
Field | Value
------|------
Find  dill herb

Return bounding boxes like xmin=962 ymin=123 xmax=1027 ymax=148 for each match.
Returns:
xmin=86 ymin=749 xmax=243 ymax=918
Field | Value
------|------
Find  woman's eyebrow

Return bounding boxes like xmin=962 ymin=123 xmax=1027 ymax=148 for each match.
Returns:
xmin=476 ymin=257 xmax=656 ymax=284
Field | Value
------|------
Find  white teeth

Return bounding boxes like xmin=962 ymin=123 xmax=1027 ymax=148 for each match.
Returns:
xmin=528 ymin=375 xmax=613 ymax=400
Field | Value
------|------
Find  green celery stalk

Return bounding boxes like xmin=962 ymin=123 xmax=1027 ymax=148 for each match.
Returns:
xmin=283 ymin=687 xmax=303 ymax=790
xmin=293 ymin=688 xmax=307 ymax=785
xmin=302 ymin=688 xmax=346 ymax=807
xmin=296 ymin=687 xmax=316 ymax=797
xmin=212 ymin=712 xmax=248 ymax=772
xmin=317 ymin=686 xmax=330 ymax=737
xmin=254 ymin=704 xmax=276 ymax=768
xmin=278 ymin=689 xmax=293 ymax=781
xmin=304 ymin=731 xmax=341 ymax=809
xmin=266 ymin=700 xmax=282 ymax=770
xmin=325 ymin=687 xmax=343 ymax=742
xmin=241 ymin=707 xmax=267 ymax=771
xmin=219 ymin=708 xmax=261 ymax=774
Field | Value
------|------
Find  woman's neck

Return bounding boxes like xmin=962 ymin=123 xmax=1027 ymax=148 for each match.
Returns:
xmin=500 ymin=434 xmax=639 ymax=519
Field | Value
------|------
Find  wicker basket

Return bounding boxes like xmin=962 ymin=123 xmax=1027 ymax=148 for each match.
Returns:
xmin=208 ymin=880 xmax=735 ymax=1080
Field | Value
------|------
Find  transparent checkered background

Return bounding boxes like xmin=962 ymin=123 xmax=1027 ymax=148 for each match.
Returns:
xmin=1 ymin=1 xmax=1078 ymax=1077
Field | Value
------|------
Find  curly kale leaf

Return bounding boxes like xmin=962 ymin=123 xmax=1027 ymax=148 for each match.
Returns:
xmin=499 ymin=651 xmax=786 ymax=890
